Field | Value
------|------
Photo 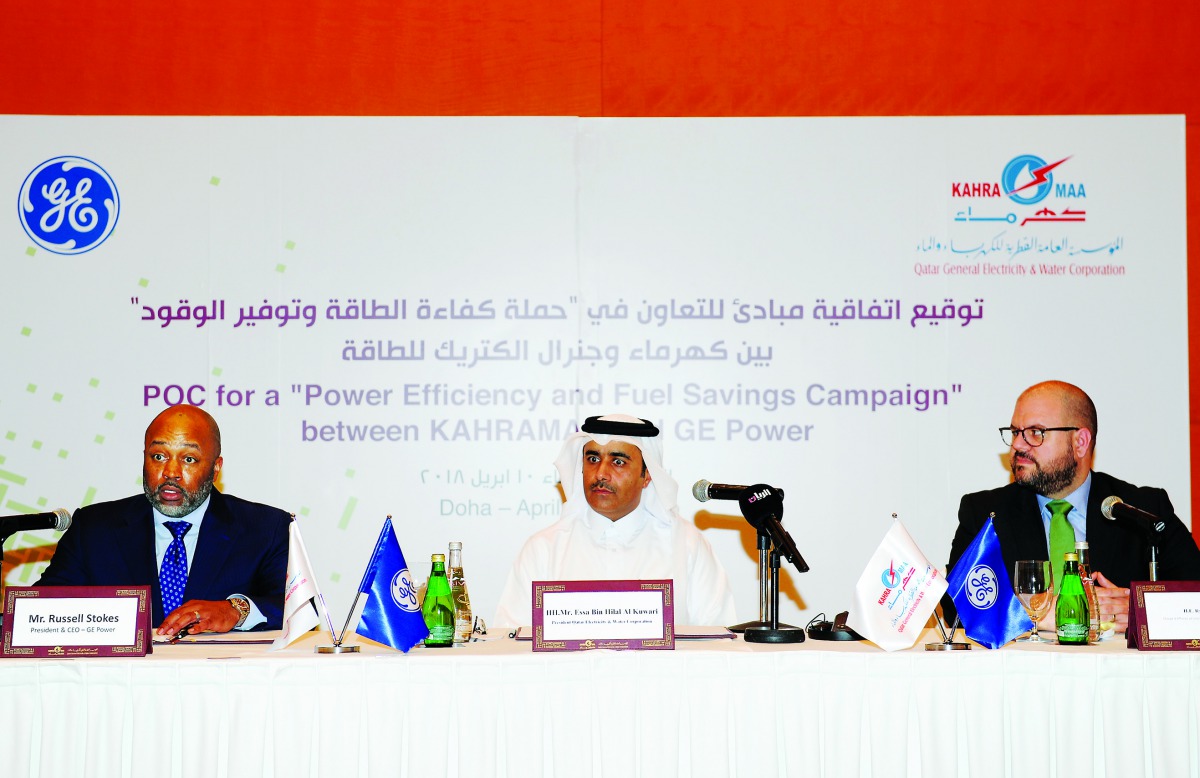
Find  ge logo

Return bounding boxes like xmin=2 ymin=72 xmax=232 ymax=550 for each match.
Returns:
xmin=390 ymin=569 xmax=420 ymax=612
xmin=18 ymin=156 xmax=120 ymax=255
xmin=966 ymin=565 xmax=997 ymax=608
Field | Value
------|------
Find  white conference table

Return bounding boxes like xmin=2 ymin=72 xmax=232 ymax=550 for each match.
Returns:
xmin=2 ymin=628 xmax=1197 ymax=778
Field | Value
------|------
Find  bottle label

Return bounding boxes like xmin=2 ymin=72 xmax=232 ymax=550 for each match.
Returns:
xmin=427 ymin=625 xmax=455 ymax=644
xmin=1057 ymin=623 xmax=1088 ymax=642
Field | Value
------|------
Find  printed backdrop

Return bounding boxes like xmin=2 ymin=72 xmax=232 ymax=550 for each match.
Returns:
xmin=1 ymin=115 xmax=1187 ymax=628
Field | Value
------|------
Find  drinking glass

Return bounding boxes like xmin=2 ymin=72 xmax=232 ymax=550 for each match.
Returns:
xmin=1012 ymin=560 xmax=1054 ymax=642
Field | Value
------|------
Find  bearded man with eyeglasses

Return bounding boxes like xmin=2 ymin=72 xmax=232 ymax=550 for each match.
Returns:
xmin=945 ymin=380 xmax=1200 ymax=633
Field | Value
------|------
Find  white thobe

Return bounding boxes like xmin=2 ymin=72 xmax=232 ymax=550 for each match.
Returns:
xmin=493 ymin=503 xmax=736 ymax=628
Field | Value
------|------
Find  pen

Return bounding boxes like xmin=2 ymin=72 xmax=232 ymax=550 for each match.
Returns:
xmin=170 ymin=619 xmax=201 ymax=643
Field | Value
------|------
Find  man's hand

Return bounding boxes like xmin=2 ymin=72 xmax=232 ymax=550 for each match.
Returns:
xmin=1092 ymin=571 xmax=1130 ymax=634
xmin=156 ymin=598 xmax=241 ymax=636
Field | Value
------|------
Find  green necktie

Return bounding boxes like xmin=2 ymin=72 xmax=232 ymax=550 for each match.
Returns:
xmin=1047 ymin=499 xmax=1075 ymax=592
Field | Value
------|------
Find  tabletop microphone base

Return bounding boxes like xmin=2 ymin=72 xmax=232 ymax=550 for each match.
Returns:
xmin=743 ymin=625 xmax=806 ymax=643
xmin=729 ymin=619 xmax=799 ymax=633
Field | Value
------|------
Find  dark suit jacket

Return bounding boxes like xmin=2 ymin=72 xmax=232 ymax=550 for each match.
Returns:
xmin=37 ymin=490 xmax=290 ymax=628
xmin=944 ymin=471 xmax=1200 ymax=621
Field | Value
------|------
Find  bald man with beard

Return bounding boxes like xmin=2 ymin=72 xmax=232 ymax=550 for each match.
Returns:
xmin=38 ymin=405 xmax=290 ymax=636
xmin=946 ymin=381 xmax=1200 ymax=632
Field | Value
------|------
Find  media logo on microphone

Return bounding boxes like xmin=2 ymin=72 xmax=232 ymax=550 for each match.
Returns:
xmin=18 ymin=156 xmax=120 ymax=255
xmin=746 ymin=487 xmax=772 ymax=503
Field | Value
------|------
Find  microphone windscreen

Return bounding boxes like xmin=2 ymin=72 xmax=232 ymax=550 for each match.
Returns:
xmin=692 ymin=479 xmax=713 ymax=502
xmin=1100 ymin=495 xmax=1122 ymax=521
xmin=52 ymin=507 xmax=72 ymax=532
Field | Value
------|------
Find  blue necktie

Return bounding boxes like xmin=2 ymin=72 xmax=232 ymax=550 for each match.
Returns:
xmin=159 ymin=520 xmax=192 ymax=616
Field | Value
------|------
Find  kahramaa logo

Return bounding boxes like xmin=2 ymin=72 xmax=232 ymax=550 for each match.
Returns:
xmin=18 ymin=156 xmax=120 ymax=255
xmin=390 ymin=568 xmax=420 ymax=612
xmin=1001 ymin=155 xmax=1070 ymax=206
xmin=951 ymin=154 xmax=1081 ymax=206
xmin=965 ymin=564 xmax=998 ymax=609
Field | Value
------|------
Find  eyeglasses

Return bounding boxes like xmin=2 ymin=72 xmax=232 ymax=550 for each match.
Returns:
xmin=999 ymin=426 xmax=1079 ymax=447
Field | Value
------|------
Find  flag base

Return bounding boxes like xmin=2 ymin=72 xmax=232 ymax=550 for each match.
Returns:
xmin=316 ymin=644 xmax=361 ymax=654
xmin=924 ymin=641 xmax=970 ymax=651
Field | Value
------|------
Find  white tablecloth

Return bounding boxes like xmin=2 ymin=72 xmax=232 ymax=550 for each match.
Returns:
xmin=2 ymin=629 xmax=1196 ymax=778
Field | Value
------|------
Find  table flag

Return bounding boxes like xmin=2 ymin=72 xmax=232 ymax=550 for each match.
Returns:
xmin=946 ymin=516 xmax=1034 ymax=649
xmin=846 ymin=519 xmax=947 ymax=651
xmin=355 ymin=517 xmax=429 ymax=652
xmin=270 ymin=518 xmax=325 ymax=650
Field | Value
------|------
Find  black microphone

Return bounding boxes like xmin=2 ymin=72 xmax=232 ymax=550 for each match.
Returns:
xmin=0 ymin=508 xmax=72 ymax=537
xmin=692 ymin=479 xmax=785 ymax=502
xmin=737 ymin=484 xmax=809 ymax=572
xmin=1100 ymin=496 xmax=1166 ymax=534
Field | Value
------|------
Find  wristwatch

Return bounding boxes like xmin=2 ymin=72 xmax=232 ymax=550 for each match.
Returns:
xmin=227 ymin=595 xmax=251 ymax=629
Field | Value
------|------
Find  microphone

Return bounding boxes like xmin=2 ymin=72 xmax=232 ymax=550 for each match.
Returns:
xmin=693 ymin=479 xmax=785 ymax=502
xmin=737 ymin=484 xmax=809 ymax=573
xmin=1100 ymin=496 xmax=1166 ymax=534
xmin=0 ymin=508 xmax=72 ymax=537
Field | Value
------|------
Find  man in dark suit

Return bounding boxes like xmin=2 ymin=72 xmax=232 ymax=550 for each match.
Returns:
xmin=38 ymin=405 xmax=289 ymax=636
xmin=947 ymin=380 xmax=1200 ymax=632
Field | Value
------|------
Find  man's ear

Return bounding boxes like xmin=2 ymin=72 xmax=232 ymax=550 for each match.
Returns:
xmin=1072 ymin=428 xmax=1092 ymax=459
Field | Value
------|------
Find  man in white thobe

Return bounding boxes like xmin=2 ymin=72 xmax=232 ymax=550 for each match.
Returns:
xmin=493 ymin=414 xmax=736 ymax=628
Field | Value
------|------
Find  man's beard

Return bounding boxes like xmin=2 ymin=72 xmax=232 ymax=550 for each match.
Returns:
xmin=144 ymin=474 xmax=215 ymax=518
xmin=1013 ymin=450 xmax=1078 ymax=496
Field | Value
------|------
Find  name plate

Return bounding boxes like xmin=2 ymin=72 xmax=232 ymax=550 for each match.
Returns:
xmin=1127 ymin=581 xmax=1200 ymax=651
xmin=2 ymin=586 xmax=152 ymax=658
xmin=532 ymin=579 xmax=674 ymax=651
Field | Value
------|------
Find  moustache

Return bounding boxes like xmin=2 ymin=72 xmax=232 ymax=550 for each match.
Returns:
xmin=155 ymin=480 xmax=192 ymax=496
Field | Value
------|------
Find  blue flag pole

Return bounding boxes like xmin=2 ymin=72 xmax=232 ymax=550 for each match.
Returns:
xmin=330 ymin=516 xmax=394 ymax=647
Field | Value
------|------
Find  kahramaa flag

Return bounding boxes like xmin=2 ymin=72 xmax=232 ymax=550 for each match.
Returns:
xmin=846 ymin=519 xmax=948 ymax=651
xmin=945 ymin=516 xmax=1034 ymax=649
xmin=269 ymin=519 xmax=325 ymax=651
xmin=355 ymin=517 xmax=429 ymax=652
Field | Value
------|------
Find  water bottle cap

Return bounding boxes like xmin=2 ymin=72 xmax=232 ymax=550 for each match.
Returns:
xmin=1074 ymin=540 xmax=1089 ymax=550
xmin=1064 ymin=552 xmax=1079 ymax=561
xmin=432 ymin=553 xmax=446 ymax=562
xmin=449 ymin=541 xmax=462 ymax=550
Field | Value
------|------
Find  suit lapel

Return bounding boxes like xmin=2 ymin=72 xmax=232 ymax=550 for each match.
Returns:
xmin=1084 ymin=472 xmax=1126 ymax=579
xmin=184 ymin=491 xmax=238 ymax=600
xmin=112 ymin=502 xmax=163 ymax=622
xmin=992 ymin=485 xmax=1048 ymax=562
xmin=117 ymin=503 xmax=160 ymax=588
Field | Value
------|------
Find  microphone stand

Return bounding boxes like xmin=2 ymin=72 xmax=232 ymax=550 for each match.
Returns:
xmin=743 ymin=545 xmax=806 ymax=643
xmin=730 ymin=527 xmax=798 ymax=633
xmin=736 ymin=487 xmax=807 ymax=643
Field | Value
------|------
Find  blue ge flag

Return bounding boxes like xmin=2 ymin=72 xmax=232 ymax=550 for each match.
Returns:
xmin=945 ymin=517 xmax=1033 ymax=649
xmin=355 ymin=517 xmax=429 ymax=652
